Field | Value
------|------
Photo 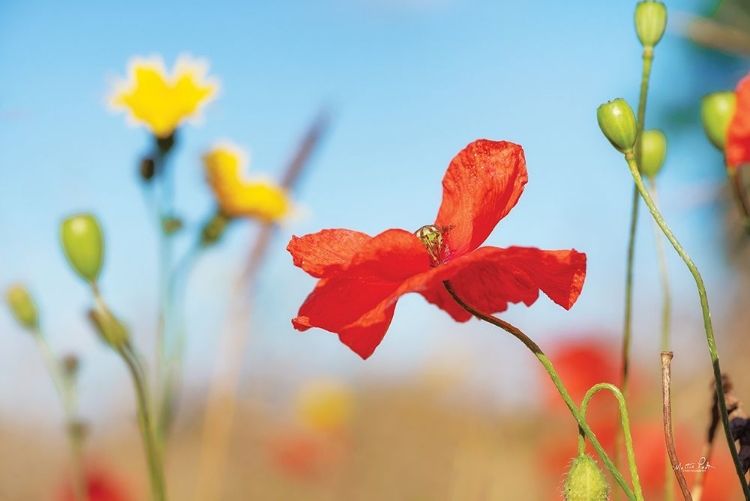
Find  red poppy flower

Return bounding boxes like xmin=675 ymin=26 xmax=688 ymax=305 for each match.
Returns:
xmin=288 ymin=140 xmax=587 ymax=359
xmin=57 ymin=468 xmax=131 ymax=501
xmin=727 ymin=72 xmax=750 ymax=169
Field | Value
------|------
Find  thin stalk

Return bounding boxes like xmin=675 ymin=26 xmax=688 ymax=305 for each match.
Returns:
xmin=661 ymin=352 xmax=692 ymax=500
xmin=118 ymin=344 xmax=167 ymax=501
xmin=443 ymin=281 xmax=638 ymax=501
xmin=92 ymin=286 xmax=167 ymax=501
xmin=154 ymin=146 xmax=175 ymax=454
xmin=580 ymin=383 xmax=644 ymax=501
xmin=623 ymin=151 xmax=750 ymax=498
xmin=32 ymin=330 xmax=86 ymax=501
xmin=618 ymin=47 xmax=654 ymax=485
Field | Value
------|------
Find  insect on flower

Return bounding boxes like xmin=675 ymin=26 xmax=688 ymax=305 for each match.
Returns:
xmin=288 ymin=139 xmax=587 ymax=359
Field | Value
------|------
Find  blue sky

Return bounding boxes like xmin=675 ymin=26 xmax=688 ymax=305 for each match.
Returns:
xmin=0 ymin=0 xmax=746 ymax=426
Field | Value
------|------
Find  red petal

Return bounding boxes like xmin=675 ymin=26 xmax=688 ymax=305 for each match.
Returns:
xmin=292 ymin=229 xmax=430 ymax=359
xmin=728 ymin=74 xmax=750 ymax=169
xmin=288 ymin=229 xmax=372 ymax=278
xmin=435 ymin=140 xmax=528 ymax=258
xmin=444 ymin=246 xmax=587 ymax=314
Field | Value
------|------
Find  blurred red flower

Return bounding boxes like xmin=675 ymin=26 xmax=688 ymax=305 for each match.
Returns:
xmin=727 ymin=72 xmax=750 ymax=169
xmin=57 ymin=468 xmax=131 ymax=501
xmin=288 ymin=140 xmax=587 ymax=359
xmin=543 ymin=337 xmax=623 ymax=419
xmin=268 ymin=430 xmax=347 ymax=480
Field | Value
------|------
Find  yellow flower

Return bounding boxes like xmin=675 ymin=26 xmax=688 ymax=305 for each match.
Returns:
xmin=203 ymin=142 xmax=290 ymax=222
xmin=295 ymin=380 xmax=354 ymax=435
xmin=110 ymin=54 xmax=218 ymax=138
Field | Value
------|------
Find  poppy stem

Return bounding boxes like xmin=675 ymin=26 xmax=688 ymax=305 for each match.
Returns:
xmin=580 ymin=383 xmax=643 ymax=500
xmin=31 ymin=329 xmax=87 ymax=501
xmin=660 ymin=351 xmax=693 ymax=500
xmin=117 ymin=342 xmax=168 ymax=501
xmin=622 ymin=151 xmax=750 ymax=499
xmin=443 ymin=281 xmax=638 ymax=501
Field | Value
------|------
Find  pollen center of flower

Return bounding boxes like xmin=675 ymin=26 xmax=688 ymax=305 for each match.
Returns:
xmin=414 ymin=224 xmax=447 ymax=266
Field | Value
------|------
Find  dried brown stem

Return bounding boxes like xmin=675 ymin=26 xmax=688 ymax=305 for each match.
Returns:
xmin=661 ymin=352 xmax=692 ymax=500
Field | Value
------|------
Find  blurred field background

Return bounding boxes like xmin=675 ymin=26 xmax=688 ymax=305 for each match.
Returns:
xmin=2 ymin=0 xmax=750 ymax=499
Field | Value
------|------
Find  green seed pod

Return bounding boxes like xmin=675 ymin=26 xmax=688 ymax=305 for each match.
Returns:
xmin=564 ymin=454 xmax=610 ymax=501
xmin=702 ymin=91 xmax=737 ymax=151
xmin=597 ymin=99 xmax=637 ymax=154
xmin=5 ymin=284 xmax=38 ymax=330
xmin=635 ymin=1 xmax=667 ymax=48
xmin=88 ymin=307 xmax=129 ymax=349
xmin=60 ymin=214 xmax=104 ymax=284
xmin=638 ymin=129 xmax=667 ymax=178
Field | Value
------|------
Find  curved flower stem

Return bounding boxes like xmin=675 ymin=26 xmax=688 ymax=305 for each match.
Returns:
xmin=660 ymin=351 xmax=693 ymax=500
xmin=579 ymin=383 xmax=644 ymax=501
xmin=118 ymin=343 xmax=167 ymax=501
xmin=32 ymin=329 xmax=86 ymax=501
xmin=92 ymin=287 xmax=167 ymax=501
xmin=623 ymin=151 xmax=750 ymax=498
xmin=443 ymin=281 xmax=637 ymax=501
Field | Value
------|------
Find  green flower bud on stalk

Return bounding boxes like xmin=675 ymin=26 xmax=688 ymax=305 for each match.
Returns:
xmin=5 ymin=284 xmax=38 ymax=330
xmin=638 ymin=129 xmax=667 ymax=178
xmin=635 ymin=1 xmax=667 ymax=48
xmin=88 ymin=307 xmax=129 ymax=349
xmin=702 ymin=91 xmax=737 ymax=151
xmin=201 ymin=212 xmax=231 ymax=247
xmin=564 ymin=454 xmax=610 ymax=501
xmin=162 ymin=217 xmax=183 ymax=235
xmin=60 ymin=214 xmax=104 ymax=284
xmin=597 ymin=99 xmax=637 ymax=154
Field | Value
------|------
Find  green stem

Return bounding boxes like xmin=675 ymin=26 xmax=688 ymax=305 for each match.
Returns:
xmin=32 ymin=330 xmax=86 ymax=501
xmin=621 ymin=184 xmax=639 ymax=400
xmin=623 ymin=151 xmax=750 ymax=498
xmin=580 ymin=383 xmax=644 ymax=501
xmin=158 ymin=245 xmax=200 ymax=443
xmin=647 ymin=178 xmax=672 ymax=354
xmin=118 ymin=344 xmax=167 ymax=501
xmin=443 ymin=282 xmax=637 ymax=501
xmin=91 ymin=286 xmax=167 ymax=501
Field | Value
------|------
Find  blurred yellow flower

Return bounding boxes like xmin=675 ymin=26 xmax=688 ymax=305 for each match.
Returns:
xmin=110 ymin=54 xmax=218 ymax=138
xmin=203 ymin=142 xmax=290 ymax=222
xmin=295 ymin=380 xmax=354 ymax=435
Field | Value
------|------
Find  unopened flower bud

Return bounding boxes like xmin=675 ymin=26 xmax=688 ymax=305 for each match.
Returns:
xmin=60 ymin=214 xmax=104 ymax=284
xmin=88 ymin=307 xmax=129 ymax=349
xmin=638 ymin=129 xmax=667 ymax=178
xmin=5 ymin=284 xmax=38 ymax=330
xmin=156 ymin=133 xmax=176 ymax=155
xmin=564 ymin=454 xmax=610 ymax=501
xmin=201 ymin=212 xmax=231 ymax=247
xmin=702 ymin=91 xmax=736 ymax=151
xmin=635 ymin=1 xmax=667 ymax=48
xmin=597 ymin=99 xmax=637 ymax=154
xmin=162 ymin=217 xmax=183 ymax=235
xmin=140 ymin=157 xmax=156 ymax=181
